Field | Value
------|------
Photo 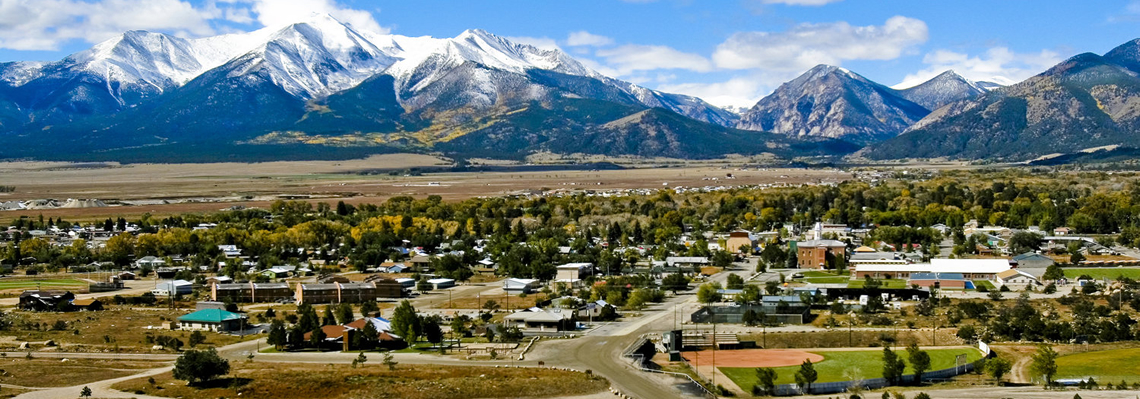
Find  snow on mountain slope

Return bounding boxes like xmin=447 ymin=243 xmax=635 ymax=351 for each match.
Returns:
xmin=897 ymin=70 xmax=988 ymax=110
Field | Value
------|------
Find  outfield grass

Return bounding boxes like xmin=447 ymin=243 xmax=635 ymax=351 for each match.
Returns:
xmin=1057 ymin=347 xmax=1140 ymax=383
xmin=0 ymin=278 xmax=87 ymax=290
xmin=1062 ymin=268 xmax=1140 ymax=281
xmin=720 ymin=348 xmax=983 ymax=390
xmin=847 ymin=279 xmax=908 ymax=289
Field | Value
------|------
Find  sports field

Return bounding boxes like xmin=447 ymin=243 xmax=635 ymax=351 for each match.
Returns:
xmin=718 ymin=347 xmax=983 ymax=391
xmin=1056 ymin=347 xmax=1140 ymax=383
xmin=1063 ymin=268 xmax=1140 ymax=281
xmin=0 ymin=278 xmax=87 ymax=291
xmin=800 ymin=271 xmax=850 ymax=284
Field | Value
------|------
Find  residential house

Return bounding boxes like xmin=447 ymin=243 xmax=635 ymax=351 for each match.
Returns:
xmin=409 ymin=255 xmax=433 ymax=272
xmin=18 ymin=290 xmax=75 ymax=311
xmin=71 ymin=298 xmax=103 ymax=311
xmin=135 ymin=256 xmax=166 ymax=270
xmin=1053 ymin=227 xmax=1071 ymax=236
xmin=426 ymin=278 xmax=455 ymax=290
xmin=556 ymin=263 xmax=593 ymax=285
xmin=503 ymin=309 xmax=575 ymax=331
xmin=178 ymin=309 xmax=247 ymax=332
xmin=218 ymin=245 xmax=242 ymax=257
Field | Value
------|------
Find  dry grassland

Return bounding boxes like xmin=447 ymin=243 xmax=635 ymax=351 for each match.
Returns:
xmin=0 ymin=357 xmax=166 ymax=387
xmin=112 ymin=362 xmax=609 ymax=399
xmin=4 ymin=307 xmax=244 ymax=352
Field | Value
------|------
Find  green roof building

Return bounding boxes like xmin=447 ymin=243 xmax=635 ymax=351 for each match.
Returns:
xmin=177 ymin=309 xmax=247 ymax=332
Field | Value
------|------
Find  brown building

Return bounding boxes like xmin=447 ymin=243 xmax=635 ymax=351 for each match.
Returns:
xmin=795 ymin=239 xmax=847 ymax=269
xmin=725 ymin=231 xmax=754 ymax=254
xmin=210 ymin=282 xmax=293 ymax=303
xmin=294 ymin=279 xmax=403 ymax=305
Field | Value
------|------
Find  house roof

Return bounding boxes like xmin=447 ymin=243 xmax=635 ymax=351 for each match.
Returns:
xmin=798 ymin=239 xmax=847 ymax=248
xmin=71 ymin=298 xmax=100 ymax=306
xmin=1013 ymin=253 xmax=1052 ymax=262
xmin=910 ymin=272 xmax=966 ymax=281
xmin=853 ymin=246 xmax=877 ymax=252
xmin=505 ymin=310 xmax=572 ymax=323
xmin=303 ymin=325 xmax=348 ymax=340
xmin=997 ymin=269 xmax=1038 ymax=281
xmin=178 ymin=309 xmax=245 ymax=324
xmin=426 ymin=278 xmax=454 ymax=284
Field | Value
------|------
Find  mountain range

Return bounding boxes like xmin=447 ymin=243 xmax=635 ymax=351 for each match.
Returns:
xmin=864 ymin=39 xmax=1140 ymax=161
xmin=4 ymin=14 xmax=1140 ymax=163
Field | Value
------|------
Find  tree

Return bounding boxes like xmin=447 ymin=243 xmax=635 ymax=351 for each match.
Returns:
xmin=322 ymin=306 xmax=336 ymax=326
xmin=987 ymin=357 xmax=1012 ymax=383
xmin=354 ymin=319 xmax=380 ymax=350
xmin=360 ymin=300 xmax=379 ymax=317
xmin=882 ymin=347 xmax=906 ymax=386
xmin=1042 ymin=264 xmax=1064 ymax=281
xmin=1030 ymin=344 xmax=1059 ymax=385
xmin=956 ymin=324 xmax=977 ymax=342
xmin=335 ymin=303 xmax=354 ymax=324
xmin=738 ymin=284 xmax=762 ymax=305
xmin=287 ymin=324 xmax=305 ymax=349
xmin=696 ymin=282 xmax=723 ymax=304
xmin=662 ymin=273 xmax=690 ymax=293
xmin=1009 ymin=232 xmax=1043 ymax=254
xmin=416 ymin=278 xmax=432 ymax=293
xmin=391 ymin=300 xmax=421 ymax=344
xmin=785 ymin=249 xmax=798 ymax=269
xmin=172 ymin=348 xmax=230 ymax=386
xmin=726 ymin=273 xmax=744 ymax=289
xmin=742 ymin=309 xmax=759 ymax=326
xmin=267 ymin=319 xmax=287 ymax=349
xmin=80 ymin=386 xmax=92 ymax=398
xmin=794 ymin=359 xmax=818 ymax=394
xmin=753 ymin=367 xmax=778 ymax=396
xmin=907 ymin=343 xmax=931 ymax=385
xmin=382 ymin=352 xmax=398 ymax=370
xmin=310 ymin=327 xmax=327 ymax=350
xmin=422 ymin=316 xmax=444 ymax=352
xmin=352 ymin=351 xmax=367 ymax=368
xmin=188 ymin=330 xmax=206 ymax=348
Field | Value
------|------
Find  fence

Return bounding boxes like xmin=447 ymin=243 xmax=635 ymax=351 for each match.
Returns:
xmin=623 ymin=334 xmax=716 ymax=398
xmin=770 ymin=361 xmax=977 ymax=396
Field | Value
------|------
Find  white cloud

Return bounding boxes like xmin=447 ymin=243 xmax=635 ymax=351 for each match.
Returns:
xmin=506 ymin=36 xmax=561 ymax=51
xmin=761 ymin=0 xmax=844 ymax=5
xmin=657 ymin=76 xmax=770 ymax=109
xmin=566 ymin=31 xmax=613 ymax=47
xmin=243 ymin=0 xmax=387 ymax=34
xmin=712 ymin=16 xmax=928 ymax=71
xmin=894 ymin=47 xmax=1063 ymax=89
xmin=596 ymin=44 xmax=713 ymax=75
xmin=0 ymin=0 xmax=387 ymax=51
xmin=0 ymin=0 xmax=219 ymax=50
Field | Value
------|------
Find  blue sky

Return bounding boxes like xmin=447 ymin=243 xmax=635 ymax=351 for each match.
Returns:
xmin=2 ymin=0 xmax=1140 ymax=108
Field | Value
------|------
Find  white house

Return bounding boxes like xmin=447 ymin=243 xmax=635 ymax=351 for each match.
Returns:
xmin=152 ymin=279 xmax=193 ymax=297
xmin=503 ymin=278 xmax=540 ymax=294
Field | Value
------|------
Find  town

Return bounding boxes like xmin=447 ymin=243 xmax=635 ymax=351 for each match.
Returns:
xmin=0 ymin=169 xmax=1137 ymax=399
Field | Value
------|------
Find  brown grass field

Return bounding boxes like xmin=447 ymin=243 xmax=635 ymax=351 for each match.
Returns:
xmin=111 ymin=362 xmax=609 ymax=399
xmin=0 ymin=357 xmax=167 ymax=388
xmin=0 ymin=155 xmax=850 ymax=220
xmin=3 ymin=307 xmax=244 ymax=352
xmin=683 ymin=348 xmax=823 ymax=368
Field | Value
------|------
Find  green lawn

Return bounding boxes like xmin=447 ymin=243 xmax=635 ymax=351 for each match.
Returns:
xmin=720 ymin=348 xmax=983 ymax=391
xmin=1057 ymin=347 xmax=1140 ymax=383
xmin=0 ymin=279 xmax=87 ymax=290
xmin=1062 ymin=268 xmax=1140 ymax=281
xmin=847 ymin=279 xmax=908 ymax=289
xmin=972 ymin=280 xmax=996 ymax=291
xmin=800 ymin=271 xmax=851 ymax=284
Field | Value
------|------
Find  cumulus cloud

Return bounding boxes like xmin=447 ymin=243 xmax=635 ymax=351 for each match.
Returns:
xmin=596 ymin=44 xmax=713 ymax=75
xmin=893 ymin=47 xmax=1063 ymax=88
xmin=712 ymin=16 xmax=928 ymax=71
xmin=241 ymin=0 xmax=387 ymax=34
xmin=0 ymin=0 xmax=387 ymax=51
xmin=0 ymin=0 xmax=220 ymax=50
xmin=566 ymin=31 xmax=613 ymax=47
xmin=657 ymin=75 xmax=772 ymax=109
xmin=506 ymin=36 xmax=561 ymax=51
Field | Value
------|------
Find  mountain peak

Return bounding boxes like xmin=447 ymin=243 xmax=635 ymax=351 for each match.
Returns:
xmin=897 ymin=69 xmax=986 ymax=110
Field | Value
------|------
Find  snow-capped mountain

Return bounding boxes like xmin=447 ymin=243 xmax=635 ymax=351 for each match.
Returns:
xmin=735 ymin=65 xmax=930 ymax=144
xmin=897 ymin=70 xmax=991 ymax=110
xmin=0 ymin=14 xmax=733 ymax=130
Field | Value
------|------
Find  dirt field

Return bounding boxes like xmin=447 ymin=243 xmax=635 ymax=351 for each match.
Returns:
xmin=683 ymin=349 xmax=822 ymax=368
xmin=0 ymin=155 xmax=850 ymax=219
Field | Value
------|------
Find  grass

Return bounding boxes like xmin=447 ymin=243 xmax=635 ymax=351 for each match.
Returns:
xmin=1056 ymin=347 xmax=1140 ymax=383
xmin=847 ymin=279 xmax=908 ymax=289
xmin=1062 ymin=268 xmax=1140 ymax=280
xmin=972 ymin=280 xmax=996 ymax=291
xmin=800 ymin=271 xmax=851 ymax=284
xmin=0 ymin=357 xmax=167 ymax=388
xmin=4 ymin=307 xmax=244 ymax=352
xmin=720 ymin=347 xmax=984 ymax=391
xmin=112 ymin=362 xmax=609 ymax=399
xmin=0 ymin=278 xmax=87 ymax=291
